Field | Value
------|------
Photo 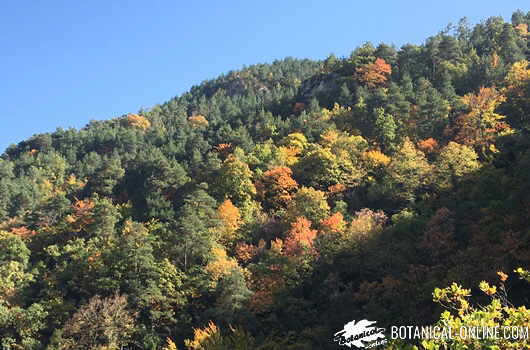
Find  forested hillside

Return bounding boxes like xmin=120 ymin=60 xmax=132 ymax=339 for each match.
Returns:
xmin=2 ymin=11 xmax=530 ymax=350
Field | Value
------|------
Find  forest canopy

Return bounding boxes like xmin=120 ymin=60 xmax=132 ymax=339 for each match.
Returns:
xmin=2 ymin=10 xmax=530 ymax=350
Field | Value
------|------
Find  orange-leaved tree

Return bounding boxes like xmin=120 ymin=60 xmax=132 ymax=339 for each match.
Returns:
xmin=283 ymin=217 xmax=318 ymax=256
xmin=355 ymin=58 xmax=392 ymax=88
xmin=256 ymin=166 xmax=298 ymax=211
xmin=320 ymin=212 xmax=346 ymax=234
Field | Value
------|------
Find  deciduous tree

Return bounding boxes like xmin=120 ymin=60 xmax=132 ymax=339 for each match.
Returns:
xmin=355 ymin=58 xmax=392 ymax=88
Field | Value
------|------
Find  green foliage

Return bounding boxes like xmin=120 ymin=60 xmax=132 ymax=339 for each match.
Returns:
xmin=0 ymin=302 xmax=47 ymax=350
xmin=172 ymin=185 xmax=221 ymax=270
xmin=373 ymin=107 xmax=397 ymax=149
xmin=285 ymin=187 xmax=330 ymax=226
xmin=383 ymin=138 xmax=432 ymax=203
xmin=293 ymin=146 xmax=343 ymax=188
xmin=1 ymin=11 xmax=530 ymax=349
xmin=214 ymin=155 xmax=256 ymax=207
xmin=433 ymin=141 xmax=481 ymax=189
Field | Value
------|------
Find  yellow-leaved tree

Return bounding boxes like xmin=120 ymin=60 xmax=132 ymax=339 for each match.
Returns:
xmin=420 ymin=269 xmax=530 ymax=349
xmin=454 ymin=87 xmax=512 ymax=154
xmin=127 ymin=114 xmax=151 ymax=130
xmin=216 ymin=199 xmax=242 ymax=245
xmin=503 ymin=60 xmax=530 ymax=131
xmin=188 ymin=114 xmax=209 ymax=127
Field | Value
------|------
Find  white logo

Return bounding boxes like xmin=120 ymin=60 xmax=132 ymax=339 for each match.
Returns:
xmin=334 ymin=319 xmax=386 ymax=348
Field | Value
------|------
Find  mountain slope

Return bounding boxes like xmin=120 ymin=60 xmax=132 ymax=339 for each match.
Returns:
xmin=1 ymin=11 xmax=530 ymax=349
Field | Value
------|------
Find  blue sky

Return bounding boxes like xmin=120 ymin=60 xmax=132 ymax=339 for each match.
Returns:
xmin=1 ymin=1 xmax=528 ymax=152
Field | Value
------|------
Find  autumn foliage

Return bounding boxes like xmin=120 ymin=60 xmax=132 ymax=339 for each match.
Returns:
xmin=217 ymin=199 xmax=241 ymax=244
xmin=418 ymin=207 xmax=456 ymax=263
xmin=454 ymin=87 xmax=511 ymax=148
xmin=214 ymin=143 xmax=233 ymax=159
xmin=9 ymin=226 xmax=36 ymax=237
xmin=3 ymin=11 xmax=530 ymax=349
xmin=256 ymin=166 xmax=298 ymax=210
xmin=292 ymin=102 xmax=305 ymax=113
xmin=505 ymin=60 xmax=530 ymax=95
xmin=363 ymin=149 xmax=391 ymax=167
xmin=127 ymin=114 xmax=151 ymax=130
xmin=355 ymin=58 xmax=392 ymax=88
xmin=234 ymin=242 xmax=258 ymax=263
xmin=327 ymin=183 xmax=346 ymax=194
xmin=283 ymin=217 xmax=318 ymax=256
xmin=184 ymin=321 xmax=220 ymax=349
xmin=65 ymin=198 xmax=96 ymax=232
xmin=320 ymin=212 xmax=346 ymax=233
xmin=417 ymin=138 xmax=439 ymax=153
xmin=249 ymin=273 xmax=284 ymax=313
xmin=205 ymin=247 xmax=240 ymax=284
xmin=188 ymin=114 xmax=209 ymax=127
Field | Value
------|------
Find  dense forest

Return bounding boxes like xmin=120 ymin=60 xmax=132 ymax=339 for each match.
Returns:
xmin=2 ymin=10 xmax=530 ymax=350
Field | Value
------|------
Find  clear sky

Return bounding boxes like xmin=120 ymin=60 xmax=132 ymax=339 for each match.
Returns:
xmin=1 ymin=1 xmax=528 ymax=153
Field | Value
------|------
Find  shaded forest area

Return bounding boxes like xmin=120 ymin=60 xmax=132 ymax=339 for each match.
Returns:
xmin=1 ymin=10 xmax=530 ymax=350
